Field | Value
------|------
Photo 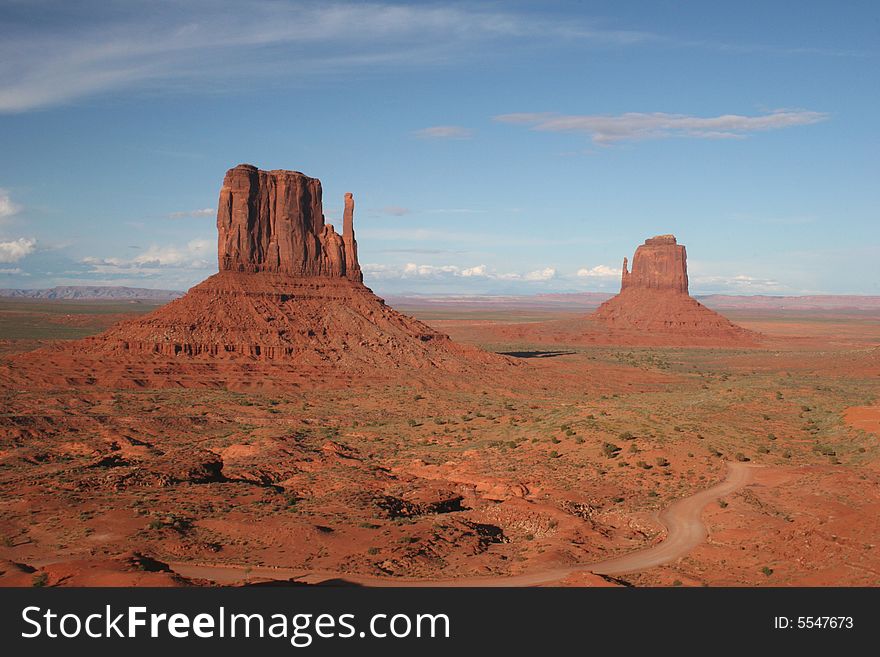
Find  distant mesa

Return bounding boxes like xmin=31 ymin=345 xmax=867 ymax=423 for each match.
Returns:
xmin=5 ymin=164 xmax=507 ymax=387
xmin=0 ymin=286 xmax=182 ymax=301
xmin=591 ymin=234 xmax=757 ymax=344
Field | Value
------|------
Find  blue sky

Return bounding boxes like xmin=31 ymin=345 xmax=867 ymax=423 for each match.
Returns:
xmin=0 ymin=0 xmax=877 ymax=295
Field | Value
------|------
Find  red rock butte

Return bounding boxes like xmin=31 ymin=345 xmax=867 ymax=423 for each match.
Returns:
xmin=591 ymin=235 xmax=757 ymax=344
xmin=218 ymin=165 xmax=362 ymax=280
xmin=5 ymin=165 xmax=507 ymax=388
xmin=621 ymin=234 xmax=688 ymax=294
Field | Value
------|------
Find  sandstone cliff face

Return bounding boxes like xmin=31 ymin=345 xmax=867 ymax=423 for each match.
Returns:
xmin=620 ymin=235 xmax=688 ymax=294
xmin=217 ymin=164 xmax=362 ymax=281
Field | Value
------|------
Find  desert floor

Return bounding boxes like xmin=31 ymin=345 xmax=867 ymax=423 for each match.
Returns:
xmin=1 ymin=298 xmax=878 ymax=587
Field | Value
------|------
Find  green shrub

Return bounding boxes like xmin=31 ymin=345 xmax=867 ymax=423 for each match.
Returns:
xmin=602 ymin=442 xmax=621 ymax=458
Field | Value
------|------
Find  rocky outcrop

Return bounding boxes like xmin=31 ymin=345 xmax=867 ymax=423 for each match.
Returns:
xmin=217 ymin=164 xmax=362 ymax=281
xmin=591 ymin=234 xmax=757 ymax=345
xmin=342 ymin=192 xmax=360 ymax=279
xmin=620 ymin=235 xmax=688 ymax=294
xmin=7 ymin=164 xmax=510 ymax=386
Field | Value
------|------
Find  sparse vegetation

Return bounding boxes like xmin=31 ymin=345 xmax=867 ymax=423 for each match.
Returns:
xmin=602 ymin=442 xmax=622 ymax=458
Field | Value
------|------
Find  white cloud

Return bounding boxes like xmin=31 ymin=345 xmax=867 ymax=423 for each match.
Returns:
xmin=577 ymin=264 xmax=621 ymax=278
xmin=523 ymin=267 xmax=556 ymax=281
xmin=413 ymin=125 xmax=473 ymax=139
xmin=494 ymin=109 xmax=829 ymax=144
xmin=0 ymin=267 xmax=24 ymax=275
xmin=134 ymin=238 xmax=213 ymax=268
xmin=364 ymin=262 xmax=557 ymax=283
xmin=0 ymin=189 xmax=21 ymax=218
xmin=0 ymin=237 xmax=36 ymax=263
xmin=691 ymin=273 xmax=783 ymax=293
xmin=83 ymin=238 xmax=214 ymax=272
xmin=169 ymin=208 xmax=215 ymax=219
xmin=460 ymin=265 xmax=488 ymax=277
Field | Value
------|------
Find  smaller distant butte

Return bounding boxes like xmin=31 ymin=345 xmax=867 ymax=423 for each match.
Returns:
xmin=590 ymin=234 xmax=758 ymax=344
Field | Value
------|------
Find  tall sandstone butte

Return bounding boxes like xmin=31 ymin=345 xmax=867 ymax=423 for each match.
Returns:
xmin=7 ymin=165 xmax=506 ymax=387
xmin=592 ymin=234 xmax=756 ymax=344
xmin=217 ymin=165 xmax=362 ymax=281
xmin=620 ymin=234 xmax=688 ymax=294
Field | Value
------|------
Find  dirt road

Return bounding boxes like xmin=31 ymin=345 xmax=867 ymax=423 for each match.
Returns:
xmin=170 ymin=461 xmax=753 ymax=586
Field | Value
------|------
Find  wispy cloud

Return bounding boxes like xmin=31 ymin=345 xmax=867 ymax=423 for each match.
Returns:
xmin=374 ymin=248 xmax=465 ymax=255
xmin=523 ymin=267 xmax=556 ymax=281
xmin=168 ymin=208 xmax=215 ymax=219
xmin=691 ymin=273 xmax=784 ymax=294
xmin=414 ymin=125 xmax=473 ymax=140
xmin=494 ymin=109 xmax=829 ymax=144
xmin=363 ymin=261 xmax=556 ymax=283
xmin=0 ymin=238 xmax=36 ymax=263
xmin=377 ymin=205 xmax=412 ymax=216
xmin=359 ymin=227 xmax=590 ymax=248
xmin=82 ymin=238 xmax=214 ymax=272
xmin=577 ymin=264 xmax=621 ymax=278
xmin=0 ymin=2 xmax=657 ymax=113
xmin=425 ymin=208 xmax=487 ymax=214
xmin=1 ymin=2 xmax=867 ymax=114
xmin=0 ymin=189 xmax=21 ymax=219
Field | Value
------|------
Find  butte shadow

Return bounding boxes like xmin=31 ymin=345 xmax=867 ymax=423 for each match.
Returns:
xmin=498 ymin=234 xmax=760 ymax=348
xmin=2 ymin=165 xmax=513 ymax=390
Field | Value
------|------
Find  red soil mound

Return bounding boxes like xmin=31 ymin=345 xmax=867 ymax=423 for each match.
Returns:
xmin=0 ymin=553 xmax=197 ymax=587
xmin=3 ymin=165 xmax=509 ymax=388
xmin=63 ymin=272 xmax=492 ymax=370
xmin=591 ymin=288 xmax=756 ymax=342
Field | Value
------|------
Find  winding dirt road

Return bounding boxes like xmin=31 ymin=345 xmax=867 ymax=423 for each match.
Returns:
xmin=170 ymin=461 xmax=754 ymax=586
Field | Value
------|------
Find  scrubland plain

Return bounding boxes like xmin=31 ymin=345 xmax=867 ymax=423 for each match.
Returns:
xmin=1 ymin=298 xmax=877 ymax=587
